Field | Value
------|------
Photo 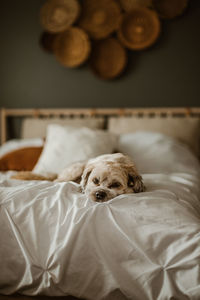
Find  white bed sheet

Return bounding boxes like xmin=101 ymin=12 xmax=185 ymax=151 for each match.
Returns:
xmin=0 ymin=133 xmax=200 ymax=300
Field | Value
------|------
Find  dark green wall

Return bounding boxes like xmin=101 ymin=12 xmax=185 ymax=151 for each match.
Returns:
xmin=0 ymin=0 xmax=200 ymax=108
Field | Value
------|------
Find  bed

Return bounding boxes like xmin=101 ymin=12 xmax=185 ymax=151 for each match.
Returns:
xmin=0 ymin=107 xmax=200 ymax=300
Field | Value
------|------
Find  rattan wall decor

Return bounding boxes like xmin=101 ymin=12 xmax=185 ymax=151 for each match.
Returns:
xmin=90 ymin=37 xmax=127 ymax=79
xmin=40 ymin=0 xmax=81 ymax=33
xmin=119 ymin=0 xmax=153 ymax=11
xmin=39 ymin=0 xmax=190 ymax=80
xmin=152 ymin=0 xmax=188 ymax=19
xmin=118 ymin=7 xmax=161 ymax=50
xmin=53 ymin=27 xmax=91 ymax=67
xmin=39 ymin=31 xmax=58 ymax=53
xmin=78 ymin=0 xmax=122 ymax=40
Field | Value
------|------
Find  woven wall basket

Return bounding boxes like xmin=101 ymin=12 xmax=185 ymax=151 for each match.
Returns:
xmin=119 ymin=0 xmax=153 ymax=11
xmin=40 ymin=0 xmax=80 ymax=33
xmin=78 ymin=0 xmax=122 ymax=40
xmin=39 ymin=31 xmax=58 ymax=53
xmin=118 ymin=7 xmax=160 ymax=50
xmin=152 ymin=0 xmax=188 ymax=19
xmin=90 ymin=37 xmax=127 ymax=79
xmin=53 ymin=27 xmax=91 ymax=68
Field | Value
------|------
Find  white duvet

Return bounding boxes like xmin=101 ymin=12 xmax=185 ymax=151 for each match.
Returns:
xmin=0 ymin=132 xmax=200 ymax=300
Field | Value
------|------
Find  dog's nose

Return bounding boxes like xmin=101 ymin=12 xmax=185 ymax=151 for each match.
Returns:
xmin=95 ymin=190 xmax=106 ymax=201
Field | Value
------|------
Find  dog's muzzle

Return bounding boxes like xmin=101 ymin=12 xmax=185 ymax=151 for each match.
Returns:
xmin=95 ymin=190 xmax=107 ymax=202
xmin=88 ymin=188 xmax=116 ymax=202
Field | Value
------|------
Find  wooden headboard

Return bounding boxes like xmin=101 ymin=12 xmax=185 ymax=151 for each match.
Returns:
xmin=1 ymin=107 xmax=200 ymax=145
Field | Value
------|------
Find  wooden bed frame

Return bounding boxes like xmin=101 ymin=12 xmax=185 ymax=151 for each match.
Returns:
xmin=1 ymin=107 xmax=200 ymax=145
xmin=0 ymin=106 xmax=200 ymax=300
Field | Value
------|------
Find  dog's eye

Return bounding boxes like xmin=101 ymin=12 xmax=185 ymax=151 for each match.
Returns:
xmin=109 ymin=182 xmax=121 ymax=188
xmin=93 ymin=178 xmax=99 ymax=185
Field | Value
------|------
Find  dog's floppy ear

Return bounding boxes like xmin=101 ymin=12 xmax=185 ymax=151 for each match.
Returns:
xmin=80 ymin=163 xmax=94 ymax=190
xmin=125 ymin=163 xmax=145 ymax=193
xmin=128 ymin=174 xmax=145 ymax=193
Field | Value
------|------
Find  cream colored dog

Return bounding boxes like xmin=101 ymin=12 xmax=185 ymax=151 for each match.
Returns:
xmin=12 ymin=153 xmax=145 ymax=202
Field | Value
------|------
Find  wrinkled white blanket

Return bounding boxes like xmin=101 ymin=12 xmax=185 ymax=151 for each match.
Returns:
xmin=0 ymin=132 xmax=200 ymax=300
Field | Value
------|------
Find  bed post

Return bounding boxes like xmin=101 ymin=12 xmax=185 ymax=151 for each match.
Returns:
xmin=0 ymin=108 xmax=7 ymax=145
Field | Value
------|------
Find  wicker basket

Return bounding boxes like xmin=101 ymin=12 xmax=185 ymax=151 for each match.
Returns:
xmin=119 ymin=0 xmax=153 ymax=11
xmin=152 ymin=0 xmax=188 ymax=19
xmin=53 ymin=27 xmax=91 ymax=68
xmin=90 ymin=37 xmax=127 ymax=79
xmin=39 ymin=31 xmax=58 ymax=53
xmin=40 ymin=0 xmax=80 ymax=33
xmin=118 ymin=7 xmax=160 ymax=50
xmin=78 ymin=0 xmax=122 ymax=40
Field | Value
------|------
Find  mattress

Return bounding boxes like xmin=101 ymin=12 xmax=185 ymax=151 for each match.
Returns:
xmin=0 ymin=132 xmax=200 ymax=300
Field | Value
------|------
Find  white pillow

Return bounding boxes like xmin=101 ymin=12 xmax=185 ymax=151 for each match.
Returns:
xmin=108 ymin=116 xmax=200 ymax=156
xmin=117 ymin=131 xmax=200 ymax=175
xmin=33 ymin=125 xmax=117 ymax=174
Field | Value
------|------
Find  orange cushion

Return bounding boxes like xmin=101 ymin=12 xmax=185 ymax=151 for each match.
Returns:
xmin=0 ymin=147 xmax=43 ymax=171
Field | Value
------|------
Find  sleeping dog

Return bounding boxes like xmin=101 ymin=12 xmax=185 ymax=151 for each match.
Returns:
xmin=11 ymin=153 xmax=145 ymax=202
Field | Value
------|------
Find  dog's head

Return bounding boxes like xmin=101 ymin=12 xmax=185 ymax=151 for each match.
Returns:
xmin=80 ymin=153 xmax=145 ymax=202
